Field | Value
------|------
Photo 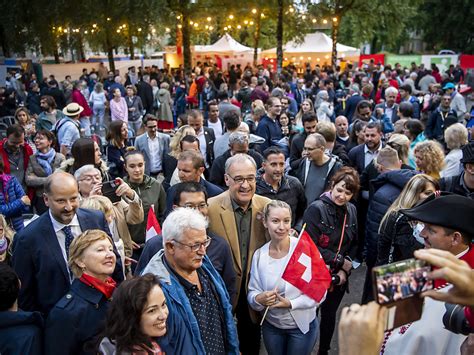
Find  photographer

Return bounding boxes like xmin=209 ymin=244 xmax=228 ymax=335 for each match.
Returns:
xmin=74 ymin=165 xmax=144 ymax=260
xmin=302 ymin=167 xmax=359 ymax=355
xmin=382 ymin=193 xmax=474 ymax=354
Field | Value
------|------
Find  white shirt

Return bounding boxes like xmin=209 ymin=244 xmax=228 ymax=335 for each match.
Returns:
xmin=196 ymin=128 xmax=208 ymax=168
xmin=364 ymin=143 xmax=382 ymax=168
xmin=147 ymin=133 xmax=162 ymax=173
xmin=49 ymin=210 xmax=82 ymax=265
xmin=207 ymin=119 xmax=223 ymax=138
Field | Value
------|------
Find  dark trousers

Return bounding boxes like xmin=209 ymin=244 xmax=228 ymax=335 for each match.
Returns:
xmin=236 ymin=281 xmax=261 ymax=355
xmin=319 ymin=285 xmax=346 ymax=354
xmin=356 ymin=198 xmax=369 ymax=261
xmin=361 ymin=258 xmax=376 ymax=304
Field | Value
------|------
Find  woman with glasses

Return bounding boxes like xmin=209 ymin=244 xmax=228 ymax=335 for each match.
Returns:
xmin=25 ymin=130 xmax=65 ymax=214
xmin=124 ymin=150 xmax=166 ymax=262
xmin=45 ymin=230 xmax=118 ymax=354
xmin=248 ymin=200 xmax=323 ymax=355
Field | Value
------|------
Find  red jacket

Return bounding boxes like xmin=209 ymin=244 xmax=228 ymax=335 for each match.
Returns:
xmin=71 ymin=89 xmax=92 ymax=117
xmin=434 ymin=245 xmax=474 ymax=288
xmin=0 ymin=138 xmax=34 ymax=199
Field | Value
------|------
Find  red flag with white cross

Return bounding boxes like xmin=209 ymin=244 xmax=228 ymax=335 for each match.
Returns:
xmin=281 ymin=230 xmax=331 ymax=302
xmin=145 ymin=205 xmax=161 ymax=242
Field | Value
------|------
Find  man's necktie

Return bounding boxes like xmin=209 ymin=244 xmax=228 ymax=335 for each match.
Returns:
xmin=63 ymin=226 xmax=74 ymax=260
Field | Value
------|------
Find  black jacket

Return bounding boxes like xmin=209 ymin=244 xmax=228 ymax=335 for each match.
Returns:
xmin=255 ymin=168 xmax=306 ymax=227
xmin=439 ymin=172 xmax=474 ymax=198
xmin=136 ymin=80 xmax=154 ymax=114
xmin=202 ymin=127 xmax=216 ymax=168
xmin=376 ymin=211 xmax=423 ymax=266
xmin=303 ymin=193 xmax=358 ymax=269
xmin=365 ymin=169 xmax=418 ymax=266
xmin=289 ymin=132 xmax=307 ymax=171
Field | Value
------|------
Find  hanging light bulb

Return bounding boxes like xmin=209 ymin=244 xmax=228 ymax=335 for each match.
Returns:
xmin=229 ymin=14 xmax=234 ymax=20
xmin=312 ymin=19 xmax=317 ymax=23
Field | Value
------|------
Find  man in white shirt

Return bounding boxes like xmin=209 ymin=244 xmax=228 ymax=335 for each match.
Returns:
xmin=205 ymin=101 xmax=223 ymax=138
xmin=134 ymin=115 xmax=170 ymax=180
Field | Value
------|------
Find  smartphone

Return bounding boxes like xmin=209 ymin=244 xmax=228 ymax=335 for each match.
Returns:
xmin=373 ymin=258 xmax=433 ymax=331
xmin=373 ymin=258 xmax=433 ymax=305
xmin=102 ymin=179 xmax=121 ymax=203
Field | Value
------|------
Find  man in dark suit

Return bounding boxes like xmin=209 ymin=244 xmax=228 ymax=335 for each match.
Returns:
xmin=136 ymin=74 xmax=154 ymax=115
xmin=289 ymin=112 xmax=318 ymax=172
xmin=188 ymin=109 xmax=215 ymax=170
xmin=344 ymin=84 xmax=363 ymax=123
xmin=11 ymin=172 xmax=124 ymax=315
xmin=164 ymin=150 xmax=222 ymax=213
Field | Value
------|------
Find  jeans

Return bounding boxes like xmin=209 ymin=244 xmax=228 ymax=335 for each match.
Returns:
xmin=262 ymin=318 xmax=319 ymax=355
xmin=92 ymin=104 xmax=105 ymax=129
xmin=128 ymin=119 xmax=142 ymax=137
xmin=80 ymin=116 xmax=91 ymax=137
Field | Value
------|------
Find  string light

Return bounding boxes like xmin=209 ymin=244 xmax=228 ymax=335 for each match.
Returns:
xmin=333 ymin=17 xmax=338 ymax=22
xmin=138 ymin=28 xmax=142 ymax=32
xmin=178 ymin=24 xmax=182 ymax=29
xmin=107 ymin=17 xmax=111 ymax=21
xmin=92 ymin=24 xmax=97 ymax=28
xmin=177 ymin=15 xmax=181 ymax=19
xmin=323 ymin=19 xmax=328 ymax=24
xmin=249 ymin=21 xmax=254 ymax=25
xmin=244 ymin=20 xmax=248 ymax=25
xmin=289 ymin=7 xmax=294 ymax=13
xmin=312 ymin=19 xmax=317 ymax=23
xmin=151 ymin=28 xmax=156 ymax=33
xmin=116 ymin=29 xmax=120 ymax=33
xmin=209 ymin=26 xmax=214 ymax=30
xmin=194 ymin=23 xmax=199 ymax=27
xmin=84 ymin=30 xmax=88 ymax=34
xmin=190 ymin=20 xmax=194 ymax=25
xmin=207 ymin=17 xmax=211 ymax=22
xmin=261 ymin=13 xmax=265 ymax=18
xmin=63 ymin=28 xmax=68 ymax=33
xmin=91 ymin=29 xmax=95 ymax=33
xmin=237 ymin=25 xmax=241 ymax=29
xmin=302 ymin=15 xmax=306 ymax=20
xmin=252 ymin=8 xmax=257 ymax=14
xmin=229 ymin=14 xmax=234 ymax=19
xmin=165 ymin=27 xmax=171 ymax=32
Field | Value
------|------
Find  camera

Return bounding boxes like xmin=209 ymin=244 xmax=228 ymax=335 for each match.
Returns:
xmin=443 ymin=303 xmax=474 ymax=335
xmin=331 ymin=273 xmax=341 ymax=285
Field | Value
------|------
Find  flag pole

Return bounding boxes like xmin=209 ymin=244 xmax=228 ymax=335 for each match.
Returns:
xmin=259 ymin=224 xmax=307 ymax=326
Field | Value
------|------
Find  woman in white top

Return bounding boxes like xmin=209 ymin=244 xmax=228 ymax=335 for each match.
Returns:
xmin=248 ymin=200 xmax=323 ymax=355
xmin=441 ymin=123 xmax=467 ymax=178
xmin=315 ymin=90 xmax=334 ymax=123
xmin=89 ymin=82 xmax=107 ymax=132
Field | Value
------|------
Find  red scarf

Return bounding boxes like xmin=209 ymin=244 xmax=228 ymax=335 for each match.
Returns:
xmin=80 ymin=273 xmax=116 ymax=299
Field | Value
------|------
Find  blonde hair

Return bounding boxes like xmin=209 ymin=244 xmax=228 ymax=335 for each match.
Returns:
xmin=81 ymin=195 xmax=114 ymax=217
xmin=262 ymin=200 xmax=292 ymax=223
xmin=414 ymin=140 xmax=446 ymax=178
xmin=0 ymin=214 xmax=15 ymax=259
xmin=444 ymin=123 xmax=468 ymax=150
xmin=387 ymin=133 xmax=410 ymax=164
xmin=68 ymin=230 xmax=114 ymax=279
xmin=295 ymin=98 xmax=315 ymax=127
xmin=316 ymin=121 xmax=336 ymax=143
xmin=169 ymin=125 xmax=196 ymax=158
xmin=379 ymin=174 xmax=439 ymax=233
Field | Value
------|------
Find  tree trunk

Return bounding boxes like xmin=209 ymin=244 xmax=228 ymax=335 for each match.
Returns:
xmin=128 ymin=31 xmax=135 ymax=60
xmin=331 ymin=19 xmax=339 ymax=68
xmin=182 ymin=11 xmax=192 ymax=73
xmin=105 ymin=31 xmax=115 ymax=72
xmin=0 ymin=25 xmax=10 ymax=57
xmin=276 ymin=0 xmax=284 ymax=74
xmin=253 ymin=11 xmax=262 ymax=67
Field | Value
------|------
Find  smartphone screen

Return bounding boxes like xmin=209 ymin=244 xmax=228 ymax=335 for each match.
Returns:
xmin=373 ymin=258 xmax=433 ymax=305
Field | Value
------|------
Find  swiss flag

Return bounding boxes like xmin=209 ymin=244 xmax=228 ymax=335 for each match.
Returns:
xmin=282 ymin=231 xmax=331 ymax=302
xmin=145 ymin=205 xmax=161 ymax=242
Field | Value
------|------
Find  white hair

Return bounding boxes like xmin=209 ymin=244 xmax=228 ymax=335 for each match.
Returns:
xmin=74 ymin=165 xmax=100 ymax=181
xmin=385 ymin=86 xmax=399 ymax=96
xmin=162 ymin=208 xmax=207 ymax=244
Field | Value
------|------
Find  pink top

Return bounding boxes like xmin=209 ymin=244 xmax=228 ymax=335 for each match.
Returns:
xmin=110 ymin=97 xmax=128 ymax=122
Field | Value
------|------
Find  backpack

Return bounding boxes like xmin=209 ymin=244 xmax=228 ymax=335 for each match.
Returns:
xmin=52 ymin=118 xmax=81 ymax=152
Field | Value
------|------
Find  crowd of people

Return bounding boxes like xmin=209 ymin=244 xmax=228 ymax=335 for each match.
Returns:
xmin=0 ymin=58 xmax=474 ymax=354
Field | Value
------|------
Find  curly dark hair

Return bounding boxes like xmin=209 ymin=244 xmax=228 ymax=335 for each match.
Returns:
xmin=99 ymin=274 xmax=164 ymax=353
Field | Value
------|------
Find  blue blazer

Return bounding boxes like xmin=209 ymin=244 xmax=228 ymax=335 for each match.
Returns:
xmin=348 ymin=144 xmax=367 ymax=175
xmin=45 ymin=279 xmax=111 ymax=355
xmin=11 ymin=208 xmax=124 ymax=315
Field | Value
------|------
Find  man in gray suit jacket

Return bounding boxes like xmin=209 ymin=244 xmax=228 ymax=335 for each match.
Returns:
xmin=374 ymin=86 xmax=399 ymax=123
xmin=134 ymin=115 xmax=170 ymax=178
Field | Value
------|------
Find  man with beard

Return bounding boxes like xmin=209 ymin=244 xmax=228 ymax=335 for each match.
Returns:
xmin=425 ymin=93 xmax=457 ymax=142
xmin=36 ymin=95 xmax=65 ymax=131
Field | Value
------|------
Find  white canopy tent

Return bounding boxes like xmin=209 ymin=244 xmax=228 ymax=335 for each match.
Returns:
xmin=261 ymin=32 xmax=359 ymax=66
xmin=193 ymin=34 xmax=256 ymax=68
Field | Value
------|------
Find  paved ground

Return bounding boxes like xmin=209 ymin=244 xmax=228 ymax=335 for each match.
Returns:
xmin=259 ymin=264 xmax=367 ymax=355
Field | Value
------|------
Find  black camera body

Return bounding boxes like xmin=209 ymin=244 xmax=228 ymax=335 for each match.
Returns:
xmin=443 ymin=303 xmax=474 ymax=335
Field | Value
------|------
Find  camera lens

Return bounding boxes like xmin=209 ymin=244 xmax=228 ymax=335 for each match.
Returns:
xmin=443 ymin=303 xmax=474 ymax=335
xmin=332 ymin=274 xmax=340 ymax=285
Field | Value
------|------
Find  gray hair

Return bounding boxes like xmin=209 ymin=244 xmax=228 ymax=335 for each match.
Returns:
xmin=385 ymin=86 xmax=399 ymax=96
xmin=224 ymin=153 xmax=256 ymax=174
xmin=229 ymin=132 xmax=249 ymax=146
xmin=306 ymin=133 xmax=326 ymax=147
xmin=162 ymin=208 xmax=207 ymax=244
xmin=445 ymin=123 xmax=468 ymax=150
xmin=74 ymin=165 xmax=100 ymax=181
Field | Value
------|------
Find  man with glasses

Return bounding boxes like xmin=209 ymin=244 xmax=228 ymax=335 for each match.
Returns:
xmin=208 ymin=154 xmax=270 ymax=354
xmin=142 ymin=207 xmax=239 ymax=355
xmin=136 ymin=181 xmax=236 ymax=302
xmin=134 ymin=114 xmax=170 ymax=180
xmin=294 ymin=133 xmax=342 ymax=206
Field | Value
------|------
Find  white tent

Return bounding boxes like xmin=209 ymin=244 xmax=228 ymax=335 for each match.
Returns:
xmin=260 ymin=32 xmax=359 ymax=65
xmin=194 ymin=34 xmax=254 ymax=53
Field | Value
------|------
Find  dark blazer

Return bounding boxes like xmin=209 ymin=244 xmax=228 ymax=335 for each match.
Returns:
xmin=289 ymin=132 xmax=307 ymax=172
xmin=135 ymin=232 xmax=237 ymax=304
xmin=374 ymin=102 xmax=399 ymax=123
xmin=348 ymin=143 xmax=367 ymax=174
xmin=11 ymin=208 xmax=124 ymax=315
xmin=45 ymin=279 xmax=111 ymax=355
xmin=344 ymin=94 xmax=363 ymax=123
xmin=202 ymin=127 xmax=216 ymax=168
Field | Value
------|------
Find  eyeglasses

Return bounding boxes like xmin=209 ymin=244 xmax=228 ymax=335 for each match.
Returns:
xmin=172 ymin=237 xmax=211 ymax=252
xmin=182 ymin=202 xmax=208 ymax=210
xmin=79 ymin=175 xmax=101 ymax=182
xmin=227 ymin=174 xmax=256 ymax=185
